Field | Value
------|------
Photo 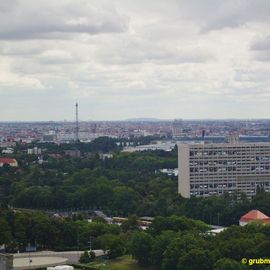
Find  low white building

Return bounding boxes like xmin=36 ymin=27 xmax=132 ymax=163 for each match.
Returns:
xmin=123 ymin=141 xmax=176 ymax=152
xmin=2 ymin=148 xmax=14 ymax=154
xmin=28 ymin=147 xmax=42 ymax=155
xmin=47 ymin=266 xmax=74 ymax=270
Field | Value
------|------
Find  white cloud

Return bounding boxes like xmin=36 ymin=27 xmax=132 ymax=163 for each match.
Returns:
xmin=0 ymin=71 xmax=44 ymax=89
xmin=1 ymin=0 xmax=270 ymax=120
xmin=37 ymin=50 xmax=73 ymax=64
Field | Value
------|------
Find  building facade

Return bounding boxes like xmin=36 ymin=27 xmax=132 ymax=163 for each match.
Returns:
xmin=0 ymin=254 xmax=13 ymax=270
xmin=178 ymin=142 xmax=270 ymax=198
xmin=172 ymin=119 xmax=183 ymax=138
xmin=27 ymin=147 xmax=42 ymax=155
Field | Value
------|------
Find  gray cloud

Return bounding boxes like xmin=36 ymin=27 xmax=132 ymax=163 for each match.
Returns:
xmin=0 ymin=0 xmax=128 ymax=40
xmin=250 ymin=35 xmax=270 ymax=61
xmin=251 ymin=35 xmax=270 ymax=51
xmin=177 ymin=0 xmax=270 ymax=31
xmin=0 ymin=1 xmax=18 ymax=12
xmin=95 ymin=35 xmax=214 ymax=65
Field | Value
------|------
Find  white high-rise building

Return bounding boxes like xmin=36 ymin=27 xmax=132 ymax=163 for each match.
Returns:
xmin=178 ymin=142 xmax=270 ymax=198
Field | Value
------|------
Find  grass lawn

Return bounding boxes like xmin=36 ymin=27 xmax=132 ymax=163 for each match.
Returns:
xmin=88 ymin=255 xmax=151 ymax=270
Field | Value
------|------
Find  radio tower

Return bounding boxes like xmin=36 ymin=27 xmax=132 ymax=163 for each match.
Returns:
xmin=75 ymin=102 xmax=79 ymax=142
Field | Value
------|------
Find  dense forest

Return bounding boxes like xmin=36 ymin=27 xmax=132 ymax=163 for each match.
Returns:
xmin=1 ymin=207 xmax=270 ymax=270
xmin=1 ymin=138 xmax=270 ymax=226
xmin=1 ymin=138 xmax=270 ymax=269
xmin=130 ymin=219 xmax=270 ymax=270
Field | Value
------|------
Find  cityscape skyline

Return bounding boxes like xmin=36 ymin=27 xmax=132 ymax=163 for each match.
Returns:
xmin=3 ymin=117 xmax=270 ymax=122
xmin=1 ymin=0 xmax=270 ymax=121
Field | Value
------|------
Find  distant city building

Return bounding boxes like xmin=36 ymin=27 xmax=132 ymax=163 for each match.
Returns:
xmin=178 ymin=142 xmax=270 ymax=198
xmin=2 ymin=148 xmax=14 ymax=154
xmin=99 ymin=153 xmax=113 ymax=160
xmin=56 ymin=132 xmax=75 ymax=142
xmin=225 ymin=134 xmax=240 ymax=144
xmin=239 ymin=210 xmax=270 ymax=226
xmin=27 ymin=147 xmax=42 ymax=155
xmin=56 ymin=131 xmax=101 ymax=142
xmin=172 ymin=119 xmax=183 ymax=138
xmin=43 ymin=134 xmax=57 ymax=142
xmin=64 ymin=149 xmax=81 ymax=158
xmin=0 ymin=158 xmax=18 ymax=167
xmin=0 ymin=141 xmax=16 ymax=148
xmin=123 ymin=141 xmax=176 ymax=152
xmin=2 ymin=119 xmax=270 ymax=143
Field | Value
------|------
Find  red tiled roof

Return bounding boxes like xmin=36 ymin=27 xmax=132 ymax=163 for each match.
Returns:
xmin=240 ymin=210 xmax=270 ymax=222
xmin=0 ymin=157 xmax=17 ymax=164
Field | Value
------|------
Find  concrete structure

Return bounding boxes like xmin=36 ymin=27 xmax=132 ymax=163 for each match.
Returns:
xmin=13 ymin=256 xmax=68 ymax=270
xmin=0 ymin=254 xmax=13 ymax=270
xmin=239 ymin=209 xmax=270 ymax=226
xmin=13 ymin=250 xmax=105 ymax=270
xmin=48 ymin=266 xmax=74 ymax=270
xmin=178 ymin=142 xmax=270 ymax=198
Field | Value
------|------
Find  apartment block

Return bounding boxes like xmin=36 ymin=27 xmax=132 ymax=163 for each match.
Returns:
xmin=178 ymin=142 xmax=270 ymax=198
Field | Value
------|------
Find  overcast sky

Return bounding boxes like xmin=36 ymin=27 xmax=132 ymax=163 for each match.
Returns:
xmin=1 ymin=0 xmax=270 ymax=121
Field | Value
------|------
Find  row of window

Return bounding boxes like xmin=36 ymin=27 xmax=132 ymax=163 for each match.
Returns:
xmin=190 ymin=166 xmax=270 ymax=173
xmin=190 ymin=157 xmax=270 ymax=165
xmin=190 ymin=189 xmax=269 ymax=197
xmin=190 ymin=191 xmax=232 ymax=196
xmin=190 ymin=183 xmax=236 ymax=189
xmin=190 ymin=167 xmax=236 ymax=172
xmin=190 ymin=151 xmax=270 ymax=157
xmin=190 ymin=181 xmax=270 ymax=189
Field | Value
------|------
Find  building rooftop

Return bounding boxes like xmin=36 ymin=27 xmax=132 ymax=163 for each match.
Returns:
xmin=240 ymin=210 xmax=270 ymax=223
xmin=0 ymin=157 xmax=17 ymax=164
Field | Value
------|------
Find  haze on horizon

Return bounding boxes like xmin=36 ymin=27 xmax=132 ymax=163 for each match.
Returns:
xmin=1 ymin=0 xmax=270 ymax=121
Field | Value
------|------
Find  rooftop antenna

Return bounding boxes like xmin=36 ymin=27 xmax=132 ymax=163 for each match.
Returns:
xmin=75 ymin=101 xmax=79 ymax=142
